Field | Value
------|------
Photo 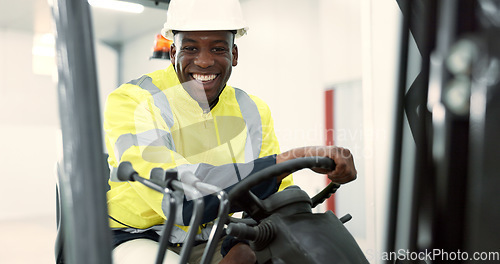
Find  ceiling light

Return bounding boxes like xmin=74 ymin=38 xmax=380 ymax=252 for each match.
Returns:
xmin=88 ymin=0 xmax=144 ymax=14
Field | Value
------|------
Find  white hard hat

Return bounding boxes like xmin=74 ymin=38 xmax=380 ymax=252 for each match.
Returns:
xmin=161 ymin=0 xmax=249 ymax=40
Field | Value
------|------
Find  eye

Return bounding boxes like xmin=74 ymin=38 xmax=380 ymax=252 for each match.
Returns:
xmin=181 ymin=46 xmax=197 ymax=52
xmin=212 ymin=47 xmax=228 ymax=53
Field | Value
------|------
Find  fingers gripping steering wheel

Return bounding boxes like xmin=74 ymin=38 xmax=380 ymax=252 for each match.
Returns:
xmin=227 ymin=157 xmax=340 ymax=222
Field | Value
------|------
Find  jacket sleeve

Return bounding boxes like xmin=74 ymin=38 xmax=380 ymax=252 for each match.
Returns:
xmin=104 ymin=84 xmax=279 ymax=226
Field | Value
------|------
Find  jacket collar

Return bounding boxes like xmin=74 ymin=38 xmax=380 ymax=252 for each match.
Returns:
xmin=163 ymin=64 xmax=231 ymax=114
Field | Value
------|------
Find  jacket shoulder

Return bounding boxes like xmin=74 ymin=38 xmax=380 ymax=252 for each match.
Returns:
xmin=232 ymin=87 xmax=271 ymax=112
xmin=110 ymin=68 xmax=171 ymax=99
xmin=243 ymin=90 xmax=273 ymax=119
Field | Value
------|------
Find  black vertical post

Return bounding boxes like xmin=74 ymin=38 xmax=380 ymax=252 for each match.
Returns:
xmin=406 ymin=0 xmax=437 ymax=255
xmin=465 ymin=2 xmax=500 ymax=258
xmin=51 ymin=0 xmax=112 ymax=263
xmin=430 ymin=0 xmax=480 ymax=255
xmin=385 ymin=0 xmax=411 ymax=257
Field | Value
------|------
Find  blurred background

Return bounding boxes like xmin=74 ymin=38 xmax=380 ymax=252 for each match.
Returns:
xmin=4 ymin=0 xmax=487 ymax=263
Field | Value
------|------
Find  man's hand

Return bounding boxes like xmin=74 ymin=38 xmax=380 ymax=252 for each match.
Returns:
xmin=276 ymin=146 xmax=357 ymax=184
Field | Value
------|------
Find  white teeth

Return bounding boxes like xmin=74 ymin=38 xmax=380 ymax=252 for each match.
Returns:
xmin=192 ymin=74 xmax=217 ymax=82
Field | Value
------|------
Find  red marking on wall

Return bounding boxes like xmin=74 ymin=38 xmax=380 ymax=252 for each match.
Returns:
xmin=325 ymin=89 xmax=335 ymax=212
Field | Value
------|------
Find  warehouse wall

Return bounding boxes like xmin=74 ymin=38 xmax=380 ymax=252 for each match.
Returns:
xmin=0 ymin=27 xmax=117 ymax=263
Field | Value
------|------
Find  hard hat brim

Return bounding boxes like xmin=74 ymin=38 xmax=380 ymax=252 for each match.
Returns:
xmin=161 ymin=27 xmax=248 ymax=41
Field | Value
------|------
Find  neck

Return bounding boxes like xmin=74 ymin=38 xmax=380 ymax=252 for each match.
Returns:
xmin=199 ymin=96 xmax=219 ymax=112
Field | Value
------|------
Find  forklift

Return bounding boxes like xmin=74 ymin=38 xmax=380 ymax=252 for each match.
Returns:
xmin=52 ymin=0 xmax=500 ymax=263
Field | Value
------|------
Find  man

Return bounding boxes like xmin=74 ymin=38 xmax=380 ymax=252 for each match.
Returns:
xmin=104 ymin=0 xmax=357 ymax=263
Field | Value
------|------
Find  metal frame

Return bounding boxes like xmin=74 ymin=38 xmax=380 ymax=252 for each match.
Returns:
xmin=388 ymin=0 xmax=500 ymax=262
xmin=51 ymin=0 xmax=112 ymax=263
xmin=465 ymin=0 xmax=500 ymax=255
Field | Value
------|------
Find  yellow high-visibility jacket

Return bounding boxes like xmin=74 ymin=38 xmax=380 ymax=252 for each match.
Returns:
xmin=104 ymin=64 xmax=292 ymax=243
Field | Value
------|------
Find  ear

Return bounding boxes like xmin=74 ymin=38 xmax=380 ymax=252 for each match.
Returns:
xmin=232 ymin=44 xmax=238 ymax=67
xmin=170 ymin=43 xmax=176 ymax=65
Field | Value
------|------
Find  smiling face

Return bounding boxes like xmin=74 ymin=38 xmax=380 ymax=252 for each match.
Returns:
xmin=170 ymin=31 xmax=238 ymax=109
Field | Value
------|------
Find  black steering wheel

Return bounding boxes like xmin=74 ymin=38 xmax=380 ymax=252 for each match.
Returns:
xmin=227 ymin=156 xmax=340 ymax=221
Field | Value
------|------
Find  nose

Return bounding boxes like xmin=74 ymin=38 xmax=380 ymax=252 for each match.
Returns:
xmin=194 ymin=49 xmax=215 ymax=68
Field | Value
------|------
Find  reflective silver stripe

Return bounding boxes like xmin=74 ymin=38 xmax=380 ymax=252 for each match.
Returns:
xmin=114 ymin=129 xmax=174 ymax=161
xmin=185 ymin=163 xmax=251 ymax=193
xmin=234 ymin=88 xmax=262 ymax=161
xmin=110 ymin=166 xmax=119 ymax=182
xmin=157 ymin=222 xmax=213 ymax=243
xmin=128 ymin=75 xmax=176 ymax=151
xmin=167 ymin=225 xmax=189 ymax=244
